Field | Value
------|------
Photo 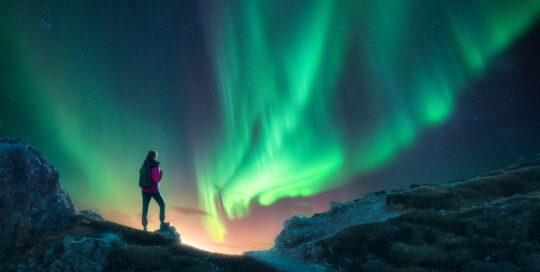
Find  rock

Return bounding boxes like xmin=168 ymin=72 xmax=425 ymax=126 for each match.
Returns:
xmin=283 ymin=215 xmax=311 ymax=232
xmin=0 ymin=137 xmax=277 ymax=272
xmin=274 ymin=216 xmax=316 ymax=250
xmin=249 ymin=155 xmax=540 ymax=272
xmin=271 ymin=193 xmax=405 ymax=253
xmin=49 ymin=233 xmax=126 ymax=272
xmin=43 ymin=242 xmax=57 ymax=263
xmin=154 ymin=225 xmax=181 ymax=243
xmin=79 ymin=209 xmax=104 ymax=220
xmin=7 ymin=257 xmax=46 ymax=272
xmin=0 ymin=138 xmax=77 ymax=260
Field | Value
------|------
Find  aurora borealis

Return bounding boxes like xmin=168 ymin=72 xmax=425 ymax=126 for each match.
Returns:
xmin=2 ymin=0 xmax=540 ymax=253
xmin=196 ymin=0 xmax=540 ymax=241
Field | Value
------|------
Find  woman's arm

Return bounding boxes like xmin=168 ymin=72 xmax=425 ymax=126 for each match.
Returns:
xmin=151 ymin=167 xmax=162 ymax=182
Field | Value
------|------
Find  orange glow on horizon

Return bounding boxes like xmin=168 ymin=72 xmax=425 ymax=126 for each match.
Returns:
xmin=82 ymin=189 xmax=335 ymax=255
xmin=93 ymin=207 xmax=277 ymax=255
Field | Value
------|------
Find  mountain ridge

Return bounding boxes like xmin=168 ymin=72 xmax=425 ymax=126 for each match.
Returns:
xmin=247 ymin=154 xmax=540 ymax=271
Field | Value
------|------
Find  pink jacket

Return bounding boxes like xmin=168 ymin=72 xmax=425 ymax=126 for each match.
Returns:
xmin=142 ymin=166 xmax=163 ymax=193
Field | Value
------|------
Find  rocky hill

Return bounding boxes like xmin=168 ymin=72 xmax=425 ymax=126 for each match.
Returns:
xmin=3 ymin=137 xmax=540 ymax=271
xmin=0 ymin=138 xmax=277 ymax=272
xmin=0 ymin=138 xmax=77 ymax=261
xmin=248 ymin=155 xmax=540 ymax=271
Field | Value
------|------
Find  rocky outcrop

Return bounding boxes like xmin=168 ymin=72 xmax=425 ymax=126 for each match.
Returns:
xmin=0 ymin=138 xmax=277 ymax=272
xmin=272 ymin=190 xmax=402 ymax=254
xmin=0 ymin=138 xmax=77 ymax=260
xmin=49 ymin=233 xmax=126 ymax=272
xmin=249 ymin=155 xmax=540 ymax=272
xmin=248 ymin=190 xmax=407 ymax=271
xmin=79 ymin=210 xmax=104 ymax=220
xmin=154 ymin=225 xmax=181 ymax=243
xmin=312 ymin=192 xmax=540 ymax=271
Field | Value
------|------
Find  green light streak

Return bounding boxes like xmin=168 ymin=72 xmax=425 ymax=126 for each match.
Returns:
xmin=1 ymin=0 xmax=539 ymax=243
xmin=0 ymin=6 xmax=182 ymax=213
xmin=198 ymin=0 xmax=540 ymax=241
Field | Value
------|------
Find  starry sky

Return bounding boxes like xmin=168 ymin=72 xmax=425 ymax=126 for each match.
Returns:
xmin=1 ymin=0 xmax=540 ymax=254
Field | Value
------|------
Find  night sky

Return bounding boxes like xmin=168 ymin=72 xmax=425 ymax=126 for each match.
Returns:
xmin=1 ymin=0 xmax=540 ymax=254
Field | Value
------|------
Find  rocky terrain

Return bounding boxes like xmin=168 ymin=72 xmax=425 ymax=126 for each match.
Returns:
xmin=248 ymin=155 xmax=540 ymax=271
xmin=3 ymin=137 xmax=540 ymax=271
xmin=0 ymin=138 xmax=277 ymax=272
xmin=0 ymin=137 xmax=77 ymax=261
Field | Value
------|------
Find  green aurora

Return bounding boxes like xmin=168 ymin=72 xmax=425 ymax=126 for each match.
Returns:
xmin=1 ymin=0 xmax=540 ymax=243
xmin=196 ymin=0 xmax=540 ymax=241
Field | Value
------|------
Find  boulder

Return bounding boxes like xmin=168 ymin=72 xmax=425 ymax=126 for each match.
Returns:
xmin=0 ymin=138 xmax=77 ymax=260
xmin=49 ymin=233 xmax=126 ymax=272
xmin=154 ymin=225 xmax=181 ymax=243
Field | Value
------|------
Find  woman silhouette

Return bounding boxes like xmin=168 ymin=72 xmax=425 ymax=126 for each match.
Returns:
xmin=141 ymin=150 xmax=169 ymax=231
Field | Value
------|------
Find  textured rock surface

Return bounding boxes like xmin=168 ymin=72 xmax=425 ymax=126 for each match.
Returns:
xmin=0 ymin=138 xmax=277 ymax=272
xmin=273 ymin=190 xmax=404 ymax=254
xmin=0 ymin=138 xmax=77 ymax=260
xmin=154 ymin=225 xmax=181 ymax=243
xmin=79 ymin=209 xmax=104 ymax=220
xmin=248 ymin=190 xmax=406 ymax=271
xmin=49 ymin=233 xmax=126 ymax=272
xmin=249 ymin=155 xmax=540 ymax=272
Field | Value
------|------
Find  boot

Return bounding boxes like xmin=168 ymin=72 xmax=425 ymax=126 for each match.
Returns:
xmin=160 ymin=221 xmax=170 ymax=230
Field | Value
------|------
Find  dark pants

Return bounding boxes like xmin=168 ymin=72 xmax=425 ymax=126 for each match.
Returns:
xmin=141 ymin=192 xmax=165 ymax=226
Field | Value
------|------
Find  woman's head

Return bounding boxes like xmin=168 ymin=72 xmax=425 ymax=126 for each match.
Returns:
xmin=146 ymin=150 xmax=158 ymax=161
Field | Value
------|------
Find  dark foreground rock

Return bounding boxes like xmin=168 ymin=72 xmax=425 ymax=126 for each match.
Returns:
xmin=0 ymin=138 xmax=77 ymax=260
xmin=155 ymin=225 xmax=181 ymax=243
xmin=249 ymin=154 xmax=540 ymax=272
xmin=49 ymin=232 xmax=125 ymax=272
xmin=3 ymin=213 xmax=278 ymax=272
xmin=79 ymin=209 xmax=104 ymax=220
xmin=0 ymin=138 xmax=277 ymax=272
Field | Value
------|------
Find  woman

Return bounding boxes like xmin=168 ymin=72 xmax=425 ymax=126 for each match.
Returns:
xmin=141 ymin=150 xmax=169 ymax=231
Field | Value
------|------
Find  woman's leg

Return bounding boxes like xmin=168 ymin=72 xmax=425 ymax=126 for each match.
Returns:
xmin=141 ymin=192 xmax=152 ymax=228
xmin=152 ymin=193 xmax=166 ymax=223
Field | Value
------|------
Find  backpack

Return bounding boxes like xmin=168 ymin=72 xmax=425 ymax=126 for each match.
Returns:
xmin=139 ymin=166 xmax=153 ymax=188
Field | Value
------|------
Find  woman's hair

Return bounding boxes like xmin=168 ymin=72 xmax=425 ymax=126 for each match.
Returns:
xmin=145 ymin=150 xmax=158 ymax=168
xmin=146 ymin=150 xmax=157 ymax=161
